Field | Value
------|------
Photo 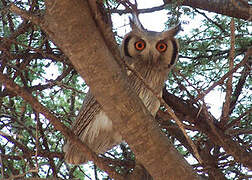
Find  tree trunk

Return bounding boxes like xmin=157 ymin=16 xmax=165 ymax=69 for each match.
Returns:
xmin=43 ymin=0 xmax=200 ymax=179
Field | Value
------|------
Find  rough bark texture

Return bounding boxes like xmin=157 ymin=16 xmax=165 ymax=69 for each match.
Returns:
xmin=43 ymin=0 xmax=200 ymax=179
xmin=164 ymin=0 xmax=252 ymax=21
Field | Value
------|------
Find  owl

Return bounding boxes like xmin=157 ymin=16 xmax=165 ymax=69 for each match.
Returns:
xmin=63 ymin=15 xmax=181 ymax=164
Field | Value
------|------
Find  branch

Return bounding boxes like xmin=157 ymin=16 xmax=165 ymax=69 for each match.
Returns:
xmin=35 ymin=112 xmax=57 ymax=177
xmin=111 ymin=0 xmax=252 ymax=21
xmin=164 ymin=0 xmax=252 ymax=21
xmin=40 ymin=0 xmax=200 ymax=179
xmin=9 ymin=3 xmax=42 ymax=27
xmin=196 ymin=48 xmax=251 ymax=100
xmin=194 ymin=8 xmax=226 ymax=33
xmin=220 ymin=18 xmax=235 ymax=128
xmin=225 ymin=107 xmax=252 ymax=130
xmin=228 ymin=63 xmax=251 ymax=116
xmin=0 ymin=131 xmax=32 ymax=154
xmin=110 ymin=4 xmax=167 ymax=14
xmin=0 ymin=73 xmax=125 ymax=180
xmin=163 ymin=89 xmax=252 ymax=169
xmin=0 ymin=151 xmax=64 ymax=160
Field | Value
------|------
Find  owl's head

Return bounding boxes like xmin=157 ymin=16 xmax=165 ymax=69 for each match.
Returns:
xmin=121 ymin=15 xmax=181 ymax=71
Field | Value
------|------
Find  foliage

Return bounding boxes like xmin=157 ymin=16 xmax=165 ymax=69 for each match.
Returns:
xmin=0 ymin=0 xmax=251 ymax=179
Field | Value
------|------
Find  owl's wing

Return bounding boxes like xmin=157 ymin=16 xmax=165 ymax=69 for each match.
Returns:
xmin=63 ymin=90 xmax=122 ymax=164
xmin=73 ymin=90 xmax=101 ymax=136
xmin=63 ymin=90 xmax=101 ymax=164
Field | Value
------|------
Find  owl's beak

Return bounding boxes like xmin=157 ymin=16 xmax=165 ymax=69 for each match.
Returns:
xmin=149 ymin=51 xmax=160 ymax=64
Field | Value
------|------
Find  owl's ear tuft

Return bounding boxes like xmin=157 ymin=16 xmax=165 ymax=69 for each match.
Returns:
xmin=162 ymin=23 xmax=182 ymax=38
xmin=129 ymin=13 xmax=145 ymax=32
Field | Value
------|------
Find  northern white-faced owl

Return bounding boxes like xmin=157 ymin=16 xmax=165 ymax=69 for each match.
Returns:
xmin=63 ymin=16 xmax=181 ymax=164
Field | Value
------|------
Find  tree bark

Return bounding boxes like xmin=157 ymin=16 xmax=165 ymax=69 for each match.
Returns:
xmin=164 ymin=0 xmax=251 ymax=21
xmin=42 ymin=0 xmax=200 ymax=179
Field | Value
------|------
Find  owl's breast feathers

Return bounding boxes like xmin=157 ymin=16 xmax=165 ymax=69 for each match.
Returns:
xmin=64 ymin=62 xmax=169 ymax=164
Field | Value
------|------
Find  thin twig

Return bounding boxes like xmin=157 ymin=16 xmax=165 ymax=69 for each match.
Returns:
xmin=194 ymin=8 xmax=226 ymax=33
xmin=225 ymin=107 xmax=252 ymax=130
xmin=110 ymin=4 xmax=167 ymax=14
xmin=162 ymin=101 xmax=203 ymax=164
xmin=173 ymin=68 xmax=201 ymax=100
xmin=9 ymin=3 xmax=41 ymax=26
xmin=196 ymin=48 xmax=251 ymax=101
xmin=35 ymin=111 xmax=39 ymax=171
xmin=220 ymin=18 xmax=235 ymax=128
xmin=8 ymin=169 xmax=39 ymax=179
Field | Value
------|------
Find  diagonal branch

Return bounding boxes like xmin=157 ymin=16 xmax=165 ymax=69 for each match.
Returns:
xmin=0 ymin=131 xmax=32 ymax=154
xmin=40 ymin=0 xmax=199 ymax=179
xmin=220 ymin=18 xmax=235 ymax=128
xmin=228 ymin=63 xmax=251 ymax=116
xmin=196 ymin=48 xmax=251 ymax=100
xmin=0 ymin=73 xmax=125 ymax=180
xmin=163 ymin=89 xmax=252 ymax=169
xmin=225 ymin=107 xmax=252 ymax=130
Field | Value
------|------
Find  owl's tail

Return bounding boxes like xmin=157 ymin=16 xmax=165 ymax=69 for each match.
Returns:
xmin=63 ymin=109 xmax=123 ymax=164
xmin=63 ymin=141 xmax=89 ymax=164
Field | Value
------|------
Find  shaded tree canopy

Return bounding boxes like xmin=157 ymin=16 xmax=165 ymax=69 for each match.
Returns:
xmin=0 ymin=0 xmax=251 ymax=179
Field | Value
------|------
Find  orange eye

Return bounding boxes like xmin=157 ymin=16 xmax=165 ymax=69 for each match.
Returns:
xmin=156 ymin=42 xmax=167 ymax=52
xmin=135 ymin=40 xmax=146 ymax=51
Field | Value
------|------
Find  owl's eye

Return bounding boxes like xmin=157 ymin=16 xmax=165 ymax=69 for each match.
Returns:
xmin=156 ymin=42 xmax=167 ymax=53
xmin=134 ymin=40 xmax=146 ymax=51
